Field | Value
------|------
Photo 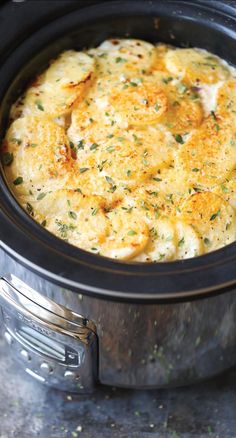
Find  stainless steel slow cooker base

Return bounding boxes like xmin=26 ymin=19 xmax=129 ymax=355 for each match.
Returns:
xmin=0 ymin=248 xmax=236 ymax=392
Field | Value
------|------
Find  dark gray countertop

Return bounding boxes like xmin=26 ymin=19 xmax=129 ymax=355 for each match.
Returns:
xmin=0 ymin=336 xmax=236 ymax=438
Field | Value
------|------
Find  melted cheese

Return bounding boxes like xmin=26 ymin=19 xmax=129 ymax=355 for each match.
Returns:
xmin=2 ymin=40 xmax=236 ymax=262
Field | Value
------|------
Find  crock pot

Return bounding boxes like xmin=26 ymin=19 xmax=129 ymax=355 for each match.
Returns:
xmin=0 ymin=0 xmax=236 ymax=392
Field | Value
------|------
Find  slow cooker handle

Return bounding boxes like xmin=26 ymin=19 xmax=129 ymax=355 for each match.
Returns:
xmin=0 ymin=274 xmax=98 ymax=393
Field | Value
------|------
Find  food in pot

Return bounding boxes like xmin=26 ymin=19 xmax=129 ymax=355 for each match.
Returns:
xmin=2 ymin=39 xmax=236 ymax=262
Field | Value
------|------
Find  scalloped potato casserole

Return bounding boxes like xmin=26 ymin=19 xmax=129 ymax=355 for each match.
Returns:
xmin=2 ymin=39 xmax=236 ymax=262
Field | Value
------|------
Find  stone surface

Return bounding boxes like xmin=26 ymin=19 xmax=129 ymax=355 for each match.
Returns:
xmin=0 ymin=336 xmax=236 ymax=438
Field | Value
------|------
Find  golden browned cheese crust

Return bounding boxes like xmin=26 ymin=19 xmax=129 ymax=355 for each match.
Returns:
xmin=2 ymin=40 xmax=236 ymax=261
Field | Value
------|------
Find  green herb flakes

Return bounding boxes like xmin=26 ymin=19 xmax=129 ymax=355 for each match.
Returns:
xmin=79 ymin=167 xmax=89 ymax=174
xmin=210 ymin=210 xmax=221 ymax=221
xmin=68 ymin=211 xmax=77 ymax=220
xmin=37 ymin=192 xmax=47 ymax=201
xmin=92 ymin=208 xmax=98 ymax=216
xmin=178 ymin=237 xmax=185 ymax=247
xmin=174 ymin=134 xmax=184 ymax=144
xmin=77 ymin=140 xmax=85 ymax=149
xmin=90 ymin=143 xmax=99 ymax=151
xmin=127 ymin=230 xmax=137 ymax=236
xmin=115 ymin=57 xmax=126 ymax=63
xmin=35 ymin=100 xmax=44 ymax=111
xmin=13 ymin=176 xmax=23 ymax=185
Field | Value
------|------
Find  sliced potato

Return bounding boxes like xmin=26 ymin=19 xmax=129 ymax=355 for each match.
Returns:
xmin=133 ymin=218 xmax=177 ymax=262
xmin=165 ymin=48 xmax=229 ymax=84
xmin=21 ymin=190 xmax=110 ymax=252
xmin=89 ymin=39 xmax=157 ymax=75
xmin=179 ymin=192 xmax=236 ymax=252
xmin=108 ymin=79 xmax=167 ymax=127
xmin=101 ymin=208 xmax=149 ymax=260
xmin=176 ymin=115 xmax=236 ymax=188
xmin=11 ymin=51 xmax=95 ymax=119
xmin=175 ymin=220 xmax=203 ymax=259
xmin=68 ymin=97 xmax=119 ymax=145
xmin=3 ymin=116 xmax=73 ymax=195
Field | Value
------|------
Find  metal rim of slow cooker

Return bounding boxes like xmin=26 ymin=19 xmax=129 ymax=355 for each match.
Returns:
xmin=0 ymin=0 xmax=236 ymax=303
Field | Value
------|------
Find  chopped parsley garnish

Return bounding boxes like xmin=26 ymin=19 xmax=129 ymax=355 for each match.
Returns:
xmin=221 ymin=184 xmax=229 ymax=193
xmin=105 ymin=176 xmax=114 ymax=185
xmin=105 ymin=175 xmax=117 ymax=192
xmin=98 ymin=160 xmax=107 ymax=172
xmin=193 ymin=186 xmax=203 ymax=192
xmin=106 ymin=146 xmax=115 ymax=153
xmin=41 ymin=220 xmax=47 ymax=227
xmin=127 ymin=230 xmax=137 ymax=236
xmin=150 ymin=227 xmax=158 ymax=239
xmin=130 ymin=81 xmax=138 ymax=87
xmin=13 ymin=176 xmax=23 ymax=185
xmin=68 ymin=211 xmax=77 ymax=220
xmin=211 ymin=111 xmax=220 ymax=131
xmin=77 ymin=140 xmax=85 ymax=149
xmin=178 ymin=237 xmax=185 ymax=247
xmin=204 ymin=237 xmax=211 ymax=245
xmin=90 ymin=143 xmax=99 ymax=151
xmin=30 ymin=143 xmax=37 ymax=148
xmin=211 ymin=110 xmax=217 ymax=120
xmin=153 ymin=177 xmax=162 ymax=182
xmin=79 ymin=167 xmax=89 ymax=173
xmin=92 ymin=208 xmax=98 ymax=216
xmin=162 ymin=76 xmax=173 ymax=84
xmin=115 ymin=57 xmax=126 ymax=63
xmin=126 ymin=170 xmax=131 ymax=177
xmin=210 ymin=210 xmax=221 ymax=221
xmin=174 ymin=134 xmax=184 ymax=144
xmin=37 ymin=192 xmax=47 ymax=200
xmin=35 ymin=100 xmax=44 ymax=111
xmin=178 ymin=83 xmax=188 ymax=94
xmin=3 ymin=152 xmax=13 ymax=166
xmin=75 ymin=188 xmax=82 ymax=193
xmin=166 ymin=193 xmax=173 ymax=204
xmin=154 ymin=103 xmax=160 ymax=112
xmin=192 ymin=168 xmax=200 ymax=172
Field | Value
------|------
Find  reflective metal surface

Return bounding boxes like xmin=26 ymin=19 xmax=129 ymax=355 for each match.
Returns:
xmin=0 ymin=273 xmax=97 ymax=392
xmin=0 ymin=248 xmax=236 ymax=389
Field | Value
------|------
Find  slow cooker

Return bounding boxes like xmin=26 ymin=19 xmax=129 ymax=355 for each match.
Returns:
xmin=0 ymin=0 xmax=236 ymax=393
